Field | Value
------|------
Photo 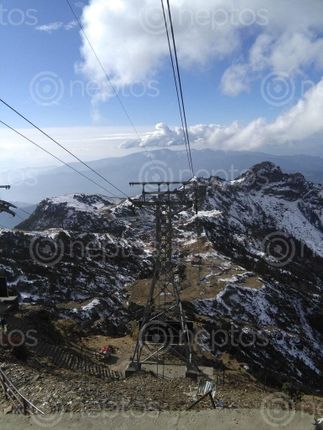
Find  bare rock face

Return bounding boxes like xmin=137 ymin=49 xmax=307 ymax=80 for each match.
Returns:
xmin=0 ymin=163 xmax=323 ymax=389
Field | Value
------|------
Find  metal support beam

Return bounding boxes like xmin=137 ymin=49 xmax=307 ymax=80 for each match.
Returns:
xmin=127 ymin=181 xmax=200 ymax=377
xmin=0 ymin=185 xmax=16 ymax=217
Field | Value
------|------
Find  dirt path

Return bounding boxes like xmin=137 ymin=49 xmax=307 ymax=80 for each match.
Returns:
xmin=0 ymin=410 xmax=316 ymax=430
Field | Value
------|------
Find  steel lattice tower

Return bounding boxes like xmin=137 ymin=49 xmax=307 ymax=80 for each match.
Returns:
xmin=126 ymin=181 xmax=200 ymax=378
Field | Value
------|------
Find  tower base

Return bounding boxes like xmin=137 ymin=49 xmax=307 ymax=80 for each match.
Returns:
xmin=125 ymin=362 xmax=141 ymax=378
xmin=185 ymin=367 xmax=200 ymax=380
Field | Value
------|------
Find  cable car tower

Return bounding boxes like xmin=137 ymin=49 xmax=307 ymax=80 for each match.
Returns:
xmin=0 ymin=185 xmax=16 ymax=217
xmin=126 ymin=181 xmax=201 ymax=379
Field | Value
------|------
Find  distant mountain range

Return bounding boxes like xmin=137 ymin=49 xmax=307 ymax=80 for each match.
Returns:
xmin=1 ymin=148 xmax=323 ymax=228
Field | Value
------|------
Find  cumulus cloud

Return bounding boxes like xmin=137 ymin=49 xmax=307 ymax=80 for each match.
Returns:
xmin=78 ymin=0 xmax=323 ymax=100
xmin=123 ymin=79 xmax=323 ymax=151
xmin=122 ymin=123 xmax=183 ymax=148
xmin=222 ymin=30 xmax=323 ymax=95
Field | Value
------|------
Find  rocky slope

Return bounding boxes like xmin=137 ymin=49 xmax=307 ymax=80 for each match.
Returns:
xmin=0 ymin=195 xmax=153 ymax=334
xmin=185 ymin=163 xmax=323 ymax=389
xmin=0 ymin=162 xmax=322 ymax=390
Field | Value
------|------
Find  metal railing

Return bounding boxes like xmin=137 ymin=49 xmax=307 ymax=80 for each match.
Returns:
xmin=0 ymin=367 xmax=44 ymax=415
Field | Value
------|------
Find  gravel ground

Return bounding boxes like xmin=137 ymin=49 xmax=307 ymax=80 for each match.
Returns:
xmin=0 ymin=349 xmax=322 ymax=421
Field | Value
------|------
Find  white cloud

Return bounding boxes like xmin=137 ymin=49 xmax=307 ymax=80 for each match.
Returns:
xmin=222 ymin=31 xmax=323 ymax=96
xmin=123 ymin=79 xmax=323 ymax=151
xmin=78 ymin=0 xmax=323 ymax=100
xmin=36 ymin=22 xmax=63 ymax=33
xmin=78 ymin=0 xmax=254 ymax=102
xmin=35 ymin=20 xmax=78 ymax=33
xmin=65 ymin=20 xmax=78 ymax=31
xmin=221 ymin=64 xmax=250 ymax=96
xmin=122 ymin=123 xmax=183 ymax=148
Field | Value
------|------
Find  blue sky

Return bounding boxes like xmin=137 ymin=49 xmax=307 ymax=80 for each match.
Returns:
xmin=0 ymin=0 xmax=93 ymax=127
xmin=0 ymin=0 xmax=274 ymax=128
xmin=1 ymin=0 xmax=323 ymax=170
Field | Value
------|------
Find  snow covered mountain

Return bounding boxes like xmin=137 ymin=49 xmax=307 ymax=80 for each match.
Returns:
xmin=188 ymin=162 xmax=323 ymax=389
xmin=196 ymin=161 xmax=323 ymax=267
xmin=0 ymin=162 xmax=322 ymax=389
xmin=0 ymin=195 xmax=153 ymax=334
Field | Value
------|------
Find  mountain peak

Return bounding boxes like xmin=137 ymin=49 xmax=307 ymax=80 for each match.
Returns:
xmin=250 ymin=161 xmax=281 ymax=174
xmin=234 ymin=161 xmax=308 ymax=192
xmin=240 ymin=161 xmax=283 ymax=184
